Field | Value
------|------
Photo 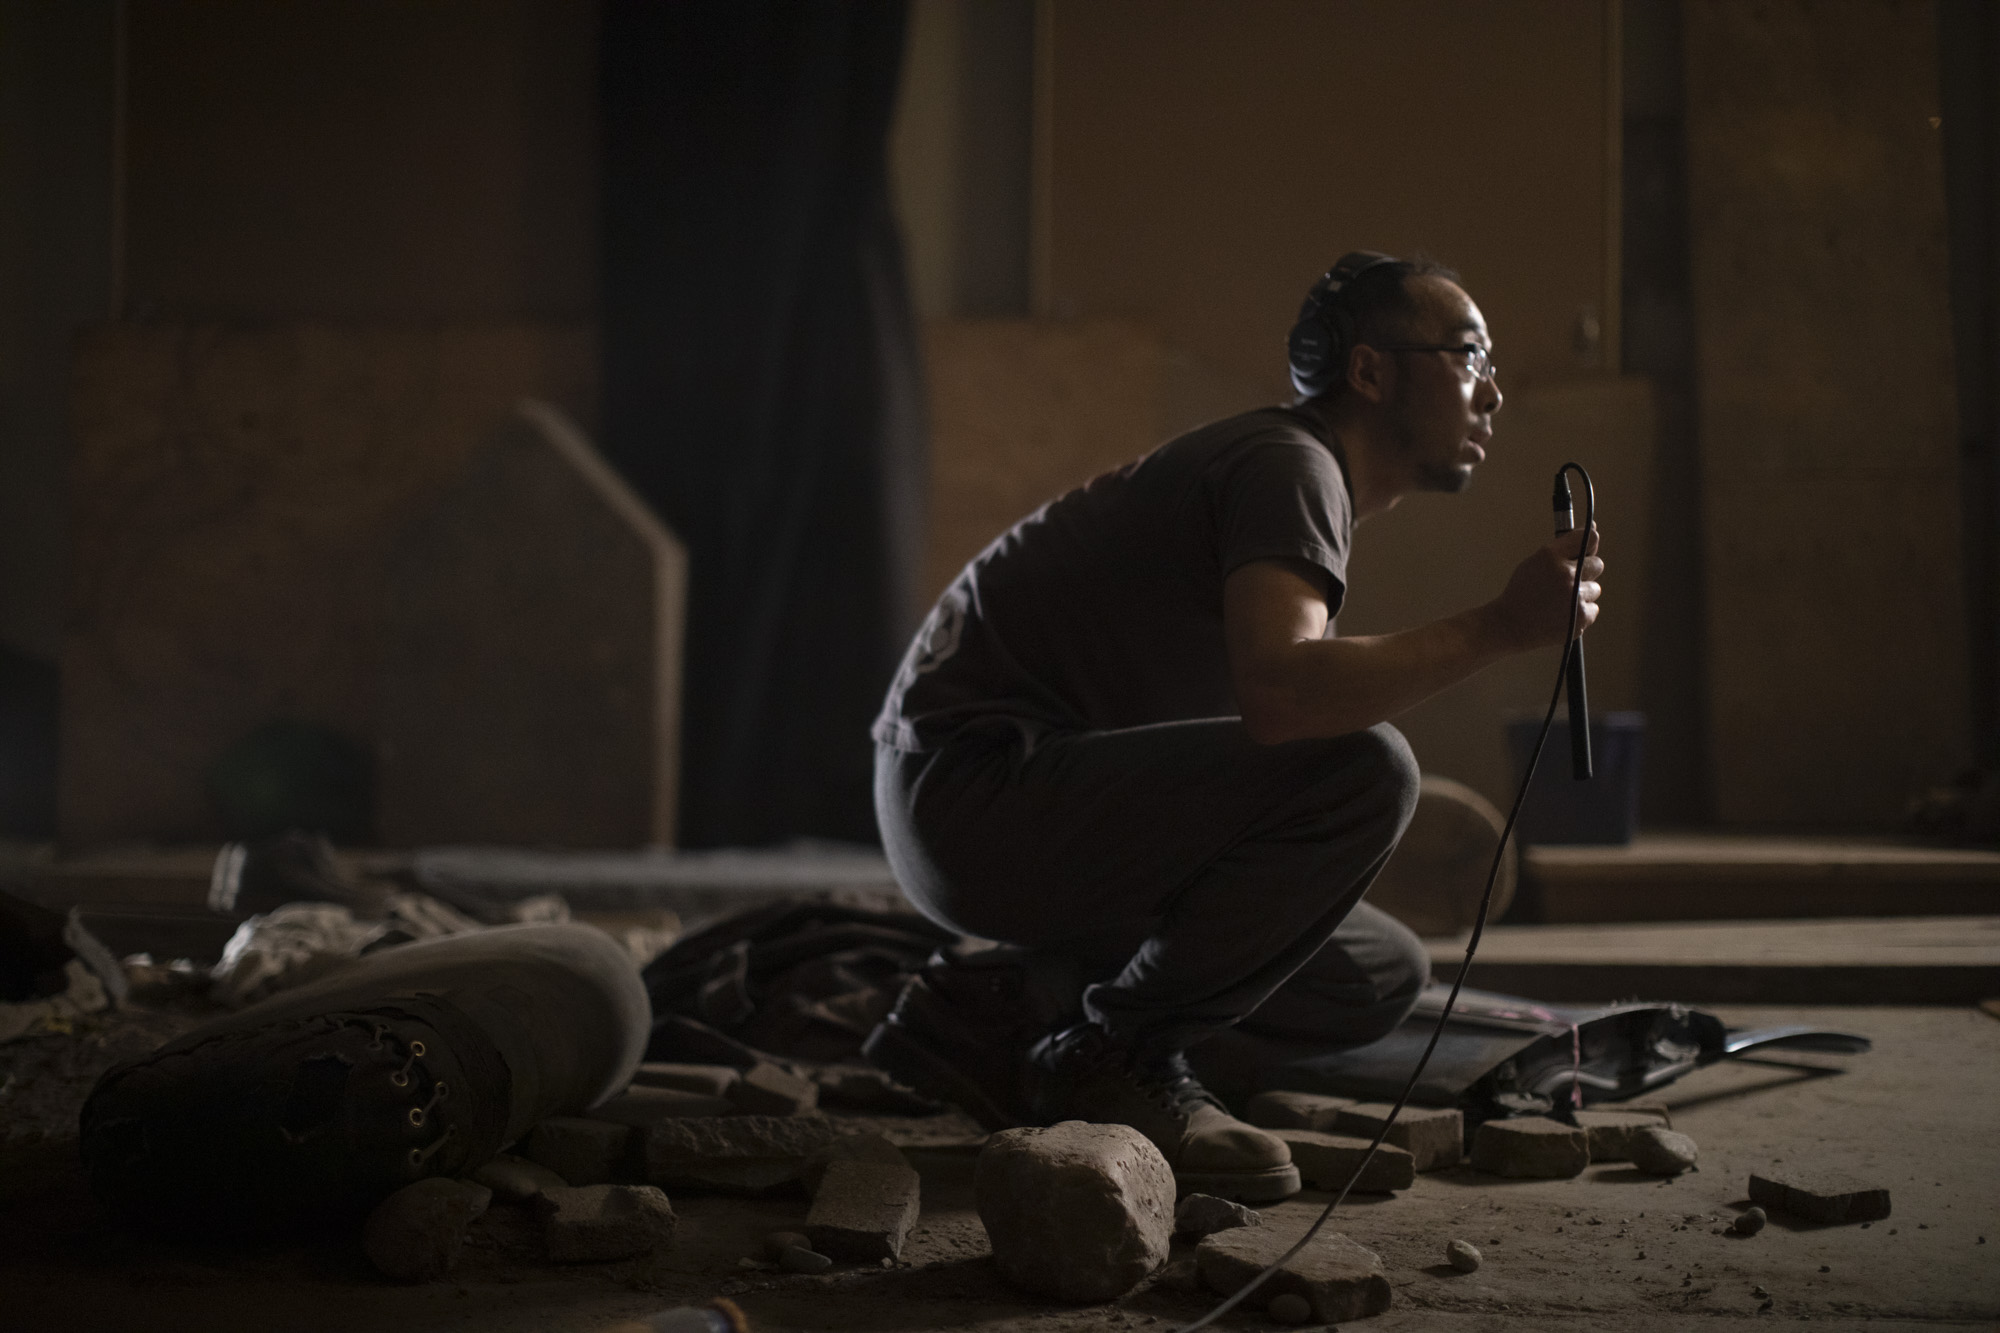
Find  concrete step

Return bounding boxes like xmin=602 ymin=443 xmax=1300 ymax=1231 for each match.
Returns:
xmin=1428 ymin=915 xmax=2000 ymax=1004
xmin=1518 ymin=833 xmax=2000 ymax=923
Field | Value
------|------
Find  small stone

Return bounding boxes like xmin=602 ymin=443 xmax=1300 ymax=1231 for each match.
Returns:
xmin=472 ymin=1153 xmax=569 ymax=1202
xmin=727 ymin=1062 xmax=819 ymax=1116
xmin=1819 ymin=1265 xmax=1831 ymax=1273
xmin=1153 ymin=1254 xmax=1203 ymax=1294
xmin=1731 ymin=1206 xmax=1767 ymax=1236
xmin=1174 ymin=1193 xmax=1261 ymax=1238
xmin=640 ymin=1115 xmax=842 ymax=1194
xmin=1332 ymin=1103 xmax=1464 ymax=1171
xmin=976 ymin=1122 xmax=1176 ymax=1302
xmin=1196 ymin=1224 xmax=1392 ymax=1323
xmin=805 ymin=1158 xmax=922 ymax=1262
xmin=779 ymin=1244 xmax=833 ymax=1273
xmin=1469 ymin=1117 xmax=1589 ymax=1179
xmin=1242 ymin=1091 xmax=1352 ymax=1132
xmin=1749 ymin=1165 xmax=1891 ymax=1225
xmin=630 ymin=1061 xmax=742 ymax=1097
xmin=1752 ymin=1284 xmax=1769 ymax=1297
xmin=1270 ymin=1129 xmax=1414 ymax=1192
xmin=764 ymin=1230 xmax=811 ymax=1259
xmin=1445 ymin=1238 xmax=1481 ymax=1272
xmin=523 ymin=1116 xmax=632 ymax=1187
xmin=1267 ymin=1292 xmax=1313 ymax=1324
xmin=590 ymin=1086 xmax=736 ymax=1125
xmin=1630 ymin=1127 xmax=1699 ymax=1177
xmin=537 ymin=1184 xmax=677 ymax=1262
xmin=1573 ymin=1109 xmax=1674 ymax=1162
xmin=362 ymin=1178 xmax=492 ymax=1281
xmin=800 ymin=1132 xmax=911 ymax=1197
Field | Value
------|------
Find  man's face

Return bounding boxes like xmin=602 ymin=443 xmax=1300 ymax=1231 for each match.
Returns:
xmin=1380 ymin=276 xmax=1502 ymax=494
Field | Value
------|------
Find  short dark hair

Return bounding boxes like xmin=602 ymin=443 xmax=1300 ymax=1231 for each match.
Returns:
xmin=1307 ymin=255 xmax=1462 ymax=403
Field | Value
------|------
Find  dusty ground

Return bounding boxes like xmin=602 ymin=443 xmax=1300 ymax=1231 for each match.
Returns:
xmin=3 ymin=1003 xmax=1996 ymax=1332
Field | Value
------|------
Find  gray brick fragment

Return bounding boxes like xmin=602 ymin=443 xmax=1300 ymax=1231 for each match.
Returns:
xmin=1332 ymin=1102 xmax=1464 ymax=1171
xmin=1196 ymin=1225 xmax=1392 ymax=1323
xmin=590 ymin=1086 xmax=736 ymax=1125
xmin=631 ymin=1061 xmax=742 ymax=1097
xmin=1748 ymin=1167 xmax=1892 ymax=1224
xmin=1573 ymin=1109 xmax=1672 ymax=1161
xmin=1469 ymin=1117 xmax=1589 ymax=1179
xmin=1242 ymin=1090 xmax=1352 ymax=1132
xmin=727 ymin=1062 xmax=820 ymax=1116
xmin=805 ymin=1158 xmax=921 ymax=1262
xmin=537 ymin=1183 xmax=677 ymax=1262
xmin=523 ymin=1116 xmax=632 ymax=1186
xmin=640 ymin=1114 xmax=842 ymax=1194
xmin=1270 ymin=1129 xmax=1414 ymax=1193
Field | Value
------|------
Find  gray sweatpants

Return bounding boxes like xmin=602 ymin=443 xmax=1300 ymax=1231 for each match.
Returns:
xmin=874 ymin=717 xmax=1429 ymax=1061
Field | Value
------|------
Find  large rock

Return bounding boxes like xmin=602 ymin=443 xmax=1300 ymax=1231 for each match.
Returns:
xmin=975 ymin=1122 xmax=1175 ymax=1302
xmin=537 ymin=1183 xmax=677 ymax=1262
xmin=1195 ymin=1224 xmax=1392 ymax=1323
xmin=640 ymin=1115 xmax=842 ymax=1194
xmin=805 ymin=1159 xmax=921 ymax=1262
xmin=361 ymin=1177 xmax=492 ymax=1282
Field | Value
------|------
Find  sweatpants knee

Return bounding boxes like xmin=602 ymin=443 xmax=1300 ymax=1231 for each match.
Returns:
xmin=1347 ymin=722 xmax=1420 ymax=844
xmin=1345 ymin=909 xmax=1430 ymax=1047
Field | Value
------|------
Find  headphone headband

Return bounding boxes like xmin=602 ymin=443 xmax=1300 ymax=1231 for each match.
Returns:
xmin=1287 ymin=250 xmax=1401 ymax=398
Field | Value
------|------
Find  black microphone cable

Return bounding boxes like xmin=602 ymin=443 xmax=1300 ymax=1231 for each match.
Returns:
xmin=1171 ymin=462 xmax=1596 ymax=1332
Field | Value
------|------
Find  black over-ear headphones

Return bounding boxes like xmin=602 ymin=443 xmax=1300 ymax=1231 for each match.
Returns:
xmin=1286 ymin=250 xmax=1401 ymax=398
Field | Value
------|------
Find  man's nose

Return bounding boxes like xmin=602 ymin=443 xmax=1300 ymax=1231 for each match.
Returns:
xmin=1478 ymin=378 xmax=1503 ymax=415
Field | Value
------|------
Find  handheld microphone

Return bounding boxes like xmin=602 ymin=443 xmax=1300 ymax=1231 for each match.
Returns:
xmin=1553 ymin=471 xmax=1592 ymax=780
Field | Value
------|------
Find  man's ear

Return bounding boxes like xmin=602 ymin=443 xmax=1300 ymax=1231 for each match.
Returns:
xmin=1345 ymin=344 xmax=1389 ymax=404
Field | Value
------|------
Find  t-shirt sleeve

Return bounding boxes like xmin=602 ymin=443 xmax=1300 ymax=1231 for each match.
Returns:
xmin=1210 ymin=436 xmax=1353 ymax=613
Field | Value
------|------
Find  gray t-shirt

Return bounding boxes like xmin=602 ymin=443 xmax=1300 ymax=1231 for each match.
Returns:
xmin=873 ymin=405 xmax=1353 ymax=751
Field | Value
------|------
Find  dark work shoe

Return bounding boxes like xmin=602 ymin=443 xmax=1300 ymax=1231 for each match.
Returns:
xmin=1029 ymin=1024 xmax=1301 ymax=1204
xmin=861 ymin=945 xmax=1044 ymax=1130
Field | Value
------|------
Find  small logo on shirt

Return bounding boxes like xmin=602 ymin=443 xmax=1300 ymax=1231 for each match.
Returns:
xmin=912 ymin=592 xmax=966 ymax=674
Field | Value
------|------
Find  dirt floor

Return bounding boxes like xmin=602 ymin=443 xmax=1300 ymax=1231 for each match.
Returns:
xmin=3 ymin=1003 xmax=1996 ymax=1332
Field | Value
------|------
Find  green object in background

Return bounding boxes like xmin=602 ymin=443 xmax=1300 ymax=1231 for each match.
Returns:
xmin=206 ymin=720 xmax=374 ymax=843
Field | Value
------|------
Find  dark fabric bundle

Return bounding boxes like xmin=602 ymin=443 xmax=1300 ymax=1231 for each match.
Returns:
xmin=641 ymin=901 xmax=954 ymax=1067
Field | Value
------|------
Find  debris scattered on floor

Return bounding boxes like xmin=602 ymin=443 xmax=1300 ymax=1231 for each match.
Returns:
xmin=1269 ymin=1127 xmax=1414 ymax=1192
xmin=1174 ymin=1192 xmax=1260 ymax=1238
xmin=1267 ymin=1290 xmax=1313 ymax=1323
xmin=975 ymin=1121 xmax=1175 ymax=1301
xmin=1445 ymin=1236 xmax=1483 ymax=1270
xmin=1194 ymin=1223 xmax=1393 ymax=1322
xmin=472 ymin=1152 xmax=567 ymax=1202
xmin=1572 ymin=1107 xmax=1672 ymax=1160
xmin=641 ymin=1114 xmax=844 ymax=1194
xmin=804 ymin=1155 xmax=921 ymax=1261
xmin=1748 ymin=1165 xmax=1893 ymax=1224
xmin=1242 ymin=1089 xmax=1352 ymax=1132
xmin=1732 ymin=1205 xmax=1768 ymax=1236
xmin=537 ymin=1183 xmax=677 ymax=1262
xmin=362 ymin=1177 xmax=492 ymax=1281
xmin=525 ymin=1115 xmax=631 ymax=1187
xmin=1629 ymin=1126 xmax=1701 ymax=1176
xmin=1469 ymin=1115 xmax=1590 ymax=1178
xmin=1332 ymin=1102 xmax=1464 ymax=1171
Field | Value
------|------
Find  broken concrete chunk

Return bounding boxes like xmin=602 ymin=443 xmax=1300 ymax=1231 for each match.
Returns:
xmin=812 ymin=1064 xmax=941 ymax=1114
xmin=1446 ymin=1238 xmax=1482 ymax=1271
xmin=1469 ymin=1117 xmax=1589 ymax=1179
xmin=1195 ymin=1224 xmax=1393 ymax=1323
xmin=1242 ymin=1090 xmax=1352 ymax=1132
xmin=472 ymin=1153 xmax=569 ymax=1202
xmin=524 ymin=1116 xmax=633 ymax=1187
xmin=1267 ymin=1292 xmax=1312 ymax=1324
xmin=805 ymin=1158 xmax=922 ymax=1262
xmin=1332 ymin=1102 xmax=1464 ymax=1171
xmin=631 ymin=1061 xmax=742 ymax=1097
xmin=801 ymin=1132 xmax=911 ymax=1197
xmin=1270 ymin=1130 xmax=1415 ymax=1193
xmin=640 ymin=1115 xmax=842 ymax=1195
xmin=537 ymin=1183 xmax=677 ymax=1262
xmin=1573 ymin=1110 xmax=1673 ymax=1162
xmin=1748 ymin=1167 xmax=1892 ymax=1224
xmin=764 ymin=1229 xmax=811 ymax=1259
xmin=725 ymin=1062 xmax=820 ymax=1117
xmin=361 ymin=1177 xmax=492 ymax=1282
xmin=1174 ymin=1192 xmax=1261 ymax=1238
xmin=1630 ymin=1127 xmax=1699 ymax=1177
xmin=591 ymin=1086 xmax=737 ymax=1125
xmin=976 ymin=1121 xmax=1175 ymax=1302
xmin=780 ymin=1244 xmax=833 ymax=1273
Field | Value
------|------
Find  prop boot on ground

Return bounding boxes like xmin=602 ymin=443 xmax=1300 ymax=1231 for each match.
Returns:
xmin=1030 ymin=1023 xmax=1301 ymax=1203
xmin=861 ymin=943 xmax=1048 ymax=1129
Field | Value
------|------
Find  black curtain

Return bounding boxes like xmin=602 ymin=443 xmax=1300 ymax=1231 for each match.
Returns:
xmin=599 ymin=1 xmax=925 ymax=848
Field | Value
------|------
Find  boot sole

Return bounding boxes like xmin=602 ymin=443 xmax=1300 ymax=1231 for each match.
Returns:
xmin=1173 ymin=1163 xmax=1302 ymax=1204
xmin=862 ymin=1018 xmax=1026 ymax=1132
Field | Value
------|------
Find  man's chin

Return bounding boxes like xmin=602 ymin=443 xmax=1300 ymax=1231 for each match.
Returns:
xmin=1419 ymin=463 xmax=1476 ymax=494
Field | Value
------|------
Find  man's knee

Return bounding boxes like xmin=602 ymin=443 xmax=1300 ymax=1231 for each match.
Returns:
xmin=1336 ymin=723 xmax=1420 ymax=845
xmin=1343 ymin=908 xmax=1430 ymax=1048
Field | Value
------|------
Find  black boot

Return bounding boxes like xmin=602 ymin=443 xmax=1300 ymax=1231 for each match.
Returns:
xmin=862 ymin=943 xmax=1049 ymax=1129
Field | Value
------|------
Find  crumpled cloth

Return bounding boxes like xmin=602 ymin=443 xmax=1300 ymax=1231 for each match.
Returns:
xmin=209 ymin=892 xmax=489 ymax=1008
xmin=0 ymin=958 xmax=112 ymax=1044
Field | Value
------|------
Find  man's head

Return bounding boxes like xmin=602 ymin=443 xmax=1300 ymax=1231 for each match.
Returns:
xmin=1291 ymin=255 xmax=1502 ymax=506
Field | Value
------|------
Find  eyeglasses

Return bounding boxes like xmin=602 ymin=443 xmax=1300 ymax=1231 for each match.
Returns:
xmin=1378 ymin=343 xmax=1498 ymax=382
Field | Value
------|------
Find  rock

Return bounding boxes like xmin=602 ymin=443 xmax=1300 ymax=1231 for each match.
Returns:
xmin=764 ymin=1230 xmax=811 ymax=1258
xmin=537 ymin=1183 xmax=677 ymax=1262
xmin=590 ymin=1086 xmax=737 ymax=1125
xmin=361 ymin=1177 xmax=492 ymax=1281
xmin=1242 ymin=1090 xmax=1352 ymax=1132
xmin=800 ymin=1132 xmax=912 ymax=1197
xmin=1332 ymin=1103 xmax=1464 ymax=1171
xmin=1629 ymin=1127 xmax=1699 ymax=1177
xmin=1469 ymin=1117 xmax=1589 ymax=1179
xmin=472 ymin=1153 xmax=569 ymax=1202
xmin=1267 ymin=1292 xmax=1313 ymax=1324
xmin=779 ymin=1244 xmax=833 ymax=1273
xmin=631 ymin=1061 xmax=742 ymax=1097
xmin=524 ymin=1116 xmax=633 ymax=1187
xmin=1748 ymin=1166 xmax=1892 ymax=1224
xmin=1154 ymin=1254 xmax=1203 ymax=1294
xmin=1174 ymin=1193 xmax=1261 ymax=1238
xmin=1446 ymin=1238 xmax=1482 ymax=1271
xmin=975 ymin=1122 xmax=1176 ymax=1302
xmin=1732 ymin=1206 xmax=1768 ymax=1235
xmin=805 ymin=1158 xmax=922 ymax=1262
xmin=1573 ymin=1109 xmax=1673 ymax=1162
xmin=726 ymin=1062 xmax=819 ymax=1116
xmin=1270 ymin=1129 xmax=1414 ymax=1193
xmin=640 ymin=1115 xmax=842 ymax=1194
xmin=1195 ymin=1224 xmax=1392 ymax=1323
xmin=812 ymin=1065 xmax=941 ymax=1114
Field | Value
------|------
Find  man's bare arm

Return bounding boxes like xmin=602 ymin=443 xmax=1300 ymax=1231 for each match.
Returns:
xmin=1224 ymin=528 xmax=1601 ymax=745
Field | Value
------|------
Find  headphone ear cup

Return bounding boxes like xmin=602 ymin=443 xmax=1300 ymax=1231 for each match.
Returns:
xmin=1286 ymin=250 xmax=1400 ymax=399
xmin=1287 ymin=296 xmax=1335 ymax=398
